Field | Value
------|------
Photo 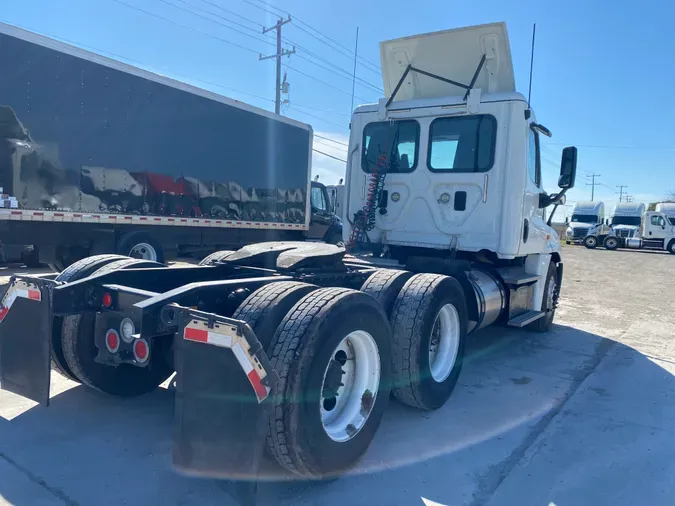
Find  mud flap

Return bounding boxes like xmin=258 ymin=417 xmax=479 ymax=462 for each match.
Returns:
xmin=0 ymin=277 xmax=55 ymax=405
xmin=173 ymin=308 xmax=278 ymax=480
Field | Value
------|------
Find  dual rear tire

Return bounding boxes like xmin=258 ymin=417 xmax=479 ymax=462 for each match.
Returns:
xmin=230 ymin=269 xmax=469 ymax=478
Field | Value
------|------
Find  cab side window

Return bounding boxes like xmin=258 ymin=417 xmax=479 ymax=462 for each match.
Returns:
xmin=650 ymin=215 xmax=665 ymax=227
xmin=528 ymin=128 xmax=541 ymax=187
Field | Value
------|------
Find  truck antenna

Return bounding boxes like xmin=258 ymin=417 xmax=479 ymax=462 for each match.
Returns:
xmin=526 ymin=23 xmax=536 ymax=115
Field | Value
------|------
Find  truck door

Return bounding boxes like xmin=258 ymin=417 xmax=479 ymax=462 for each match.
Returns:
xmin=644 ymin=212 xmax=668 ymax=248
xmin=518 ymin=124 xmax=549 ymax=254
xmin=306 ymin=182 xmax=332 ymax=240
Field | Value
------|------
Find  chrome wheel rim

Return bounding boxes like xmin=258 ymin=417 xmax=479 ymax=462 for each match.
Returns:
xmin=320 ymin=330 xmax=380 ymax=443
xmin=586 ymin=237 xmax=596 ymax=247
xmin=428 ymin=304 xmax=461 ymax=383
xmin=129 ymin=242 xmax=157 ymax=261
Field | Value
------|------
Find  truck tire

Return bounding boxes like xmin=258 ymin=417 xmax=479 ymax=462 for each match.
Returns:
xmin=668 ymin=240 xmax=675 ymax=255
xmin=266 ymin=288 xmax=392 ymax=478
xmin=51 ymin=254 xmax=130 ymax=381
xmin=583 ymin=235 xmax=598 ymax=249
xmin=117 ymin=231 xmax=165 ymax=263
xmin=360 ymin=268 xmax=413 ymax=317
xmin=60 ymin=258 xmax=172 ymax=396
xmin=531 ymin=262 xmax=558 ymax=333
xmin=199 ymin=250 xmax=236 ymax=266
xmin=389 ymin=273 xmax=468 ymax=411
xmin=603 ymin=236 xmax=619 ymax=250
xmin=232 ymin=281 xmax=318 ymax=351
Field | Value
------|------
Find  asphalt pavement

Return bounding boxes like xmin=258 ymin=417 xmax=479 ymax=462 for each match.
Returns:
xmin=0 ymin=246 xmax=673 ymax=506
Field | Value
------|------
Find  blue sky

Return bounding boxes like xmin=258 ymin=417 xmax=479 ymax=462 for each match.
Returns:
xmin=2 ymin=0 xmax=674 ymax=218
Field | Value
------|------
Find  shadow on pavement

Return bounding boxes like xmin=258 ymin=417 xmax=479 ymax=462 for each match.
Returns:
xmin=0 ymin=324 xmax=673 ymax=506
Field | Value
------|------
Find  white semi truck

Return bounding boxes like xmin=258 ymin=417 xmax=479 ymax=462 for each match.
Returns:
xmin=583 ymin=210 xmax=675 ymax=253
xmin=655 ymin=202 xmax=675 ymax=225
xmin=565 ymin=200 xmax=605 ymax=244
xmin=0 ymin=22 xmax=577 ymax=486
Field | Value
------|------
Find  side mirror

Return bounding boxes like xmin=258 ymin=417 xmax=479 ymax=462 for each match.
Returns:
xmin=558 ymin=146 xmax=577 ymax=189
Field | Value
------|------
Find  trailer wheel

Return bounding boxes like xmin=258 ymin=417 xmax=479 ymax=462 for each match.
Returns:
xmin=668 ymin=240 xmax=675 ymax=255
xmin=360 ymin=268 xmax=413 ymax=317
xmin=583 ymin=235 xmax=598 ymax=249
xmin=603 ymin=236 xmax=619 ymax=250
xmin=531 ymin=262 xmax=558 ymax=333
xmin=61 ymin=258 xmax=172 ymax=396
xmin=389 ymin=273 xmax=468 ymax=411
xmin=199 ymin=250 xmax=236 ymax=266
xmin=51 ymin=254 xmax=129 ymax=381
xmin=117 ymin=231 xmax=165 ymax=263
xmin=266 ymin=288 xmax=392 ymax=477
xmin=232 ymin=281 xmax=318 ymax=351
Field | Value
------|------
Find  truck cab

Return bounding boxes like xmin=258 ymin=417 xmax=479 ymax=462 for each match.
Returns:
xmin=637 ymin=211 xmax=675 ymax=251
xmin=565 ymin=201 xmax=604 ymax=244
xmin=655 ymin=202 xmax=675 ymax=226
xmin=609 ymin=202 xmax=645 ymax=239
xmin=345 ymin=23 xmax=573 ymax=263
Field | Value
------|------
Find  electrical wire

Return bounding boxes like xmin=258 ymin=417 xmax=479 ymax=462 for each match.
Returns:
xmin=109 ymin=0 xmax=261 ymax=55
xmin=179 ymin=0 xmax=383 ymax=92
xmin=313 ymin=149 xmax=347 ymax=163
xmin=286 ymin=65 xmax=370 ymax=102
xmin=288 ymin=106 xmax=347 ymax=130
xmin=314 ymin=134 xmax=348 ymax=147
xmin=157 ymin=0 xmax=276 ymax=48
xmin=240 ymin=0 xmax=381 ymax=75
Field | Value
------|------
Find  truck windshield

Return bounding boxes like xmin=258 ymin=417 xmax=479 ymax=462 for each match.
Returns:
xmin=669 ymin=217 xmax=675 ymax=226
xmin=571 ymin=214 xmax=598 ymax=223
xmin=611 ymin=216 xmax=641 ymax=226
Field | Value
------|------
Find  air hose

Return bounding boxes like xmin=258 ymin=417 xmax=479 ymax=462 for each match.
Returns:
xmin=346 ymin=152 xmax=388 ymax=249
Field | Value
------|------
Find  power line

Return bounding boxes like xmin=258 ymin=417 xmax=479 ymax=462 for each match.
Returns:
xmin=287 ymin=65 xmax=369 ymax=102
xmin=314 ymin=134 xmax=348 ymax=147
xmin=288 ymin=106 xmax=346 ymax=130
xmin=287 ymin=43 xmax=383 ymax=93
xmin=109 ymin=0 xmax=261 ymax=55
xmin=291 ymin=102 xmax=351 ymax=117
xmin=313 ymin=148 xmax=347 ymax=163
xmin=182 ymin=0 xmax=382 ymax=92
xmin=194 ymin=0 xmax=264 ymax=28
xmin=240 ymin=0 xmax=382 ymax=75
xmin=314 ymin=139 xmax=347 ymax=152
xmin=163 ymin=0 xmax=275 ymax=46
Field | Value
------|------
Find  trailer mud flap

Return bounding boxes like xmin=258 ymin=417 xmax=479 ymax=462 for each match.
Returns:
xmin=173 ymin=308 xmax=278 ymax=480
xmin=0 ymin=277 xmax=54 ymax=405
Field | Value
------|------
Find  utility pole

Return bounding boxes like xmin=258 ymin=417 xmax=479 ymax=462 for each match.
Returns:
xmin=259 ymin=17 xmax=295 ymax=115
xmin=586 ymin=173 xmax=601 ymax=201
xmin=616 ymin=185 xmax=628 ymax=203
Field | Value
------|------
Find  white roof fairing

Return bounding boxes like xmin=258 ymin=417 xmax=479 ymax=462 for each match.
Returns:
xmin=380 ymin=22 xmax=515 ymax=103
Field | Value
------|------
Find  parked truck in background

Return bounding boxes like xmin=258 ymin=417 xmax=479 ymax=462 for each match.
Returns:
xmin=565 ymin=200 xmax=605 ymax=244
xmin=655 ymin=202 xmax=675 ymax=225
xmin=583 ymin=210 xmax=675 ymax=253
xmin=0 ymin=22 xmax=578 ymax=486
xmin=0 ymin=23 xmax=340 ymax=269
xmin=582 ymin=202 xmax=645 ymax=249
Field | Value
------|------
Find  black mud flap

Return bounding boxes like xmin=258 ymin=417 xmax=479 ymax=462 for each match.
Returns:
xmin=0 ymin=277 xmax=55 ymax=405
xmin=173 ymin=308 xmax=278 ymax=481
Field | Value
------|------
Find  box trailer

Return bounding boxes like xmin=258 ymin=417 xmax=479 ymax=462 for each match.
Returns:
xmin=0 ymin=22 xmax=578 ymax=498
xmin=0 ymin=23 xmax=341 ymax=268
